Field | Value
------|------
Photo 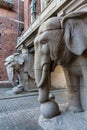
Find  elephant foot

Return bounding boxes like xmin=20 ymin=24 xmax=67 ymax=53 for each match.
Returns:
xmin=6 ymin=85 xmax=23 ymax=94
xmin=24 ymin=86 xmax=30 ymax=92
xmin=40 ymin=100 xmax=60 ymax=119
xmin=66 ymin=105 xmax=83 ymax=113
xmin=12 ymin=85 xmax=24 ymax=94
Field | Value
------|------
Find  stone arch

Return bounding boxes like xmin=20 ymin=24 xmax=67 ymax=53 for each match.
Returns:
xmin=51 ymin=65 xmax=67 ymax=89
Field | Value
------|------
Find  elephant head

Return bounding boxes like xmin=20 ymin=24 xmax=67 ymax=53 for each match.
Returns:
xmin=5 ymin=53 xmax=24 ymax=86
xmin=34 ymin=16 xmax=67 ymax=89
xmin=34 ymin=11 xmax=87 ymax=74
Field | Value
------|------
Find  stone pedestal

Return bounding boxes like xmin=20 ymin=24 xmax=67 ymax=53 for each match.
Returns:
xmin=39 ymin=111 xmax=87 ymax=130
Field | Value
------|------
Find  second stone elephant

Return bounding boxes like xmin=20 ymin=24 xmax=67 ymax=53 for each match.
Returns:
xmin=34 ymin=11 xmax=87 ymax=118
xmin=5 ymin=48 xmax=35 ymax=94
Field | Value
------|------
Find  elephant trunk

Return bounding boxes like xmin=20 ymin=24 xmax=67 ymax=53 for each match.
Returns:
xmin=35 ymin=67 xmax=50 ymax=103
xmin=34 ymin=46 xmax=51 ymax=88
xmin=6 ymin=65 xmax=15 ymax=86
xmin=34 ymin=54 xmax=50 ymax=103
xmin=35 ymin=65 xmax=49 ymax=88
xmin=34 ymin=41 xmax=42 ymax=87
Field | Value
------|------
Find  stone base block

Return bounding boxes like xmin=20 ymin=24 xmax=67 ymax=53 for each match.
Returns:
xmin=39 ymin=111 xmax=87 ymax=130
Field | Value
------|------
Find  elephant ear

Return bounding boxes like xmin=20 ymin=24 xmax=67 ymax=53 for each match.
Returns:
xmin=5 ymin=55 xmax=14 ymax=66
xmin=62 ymin=11 xmax=87 ymax=55
xmin=14 ymin=53 xmax=24 ymax=65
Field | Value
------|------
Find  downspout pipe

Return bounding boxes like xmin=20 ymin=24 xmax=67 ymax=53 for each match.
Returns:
xmin=18 ymin=0 xmax=20 ymax=36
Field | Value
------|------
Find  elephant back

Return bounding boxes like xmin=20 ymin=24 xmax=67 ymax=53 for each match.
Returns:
xmin=62 ymin=11 xmax=87 ymax=27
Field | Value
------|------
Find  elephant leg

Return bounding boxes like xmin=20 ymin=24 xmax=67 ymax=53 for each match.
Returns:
xmin=23 ymin=72 xmax=29 ymax=91
xmin=17 ymin=73 xmax=23 ymax=85
xmin=68 ymin=74 xmax=83 ymax=112
xmin=80 ymin=74 xmax=87 ymax=111
xmin=64 ymin=69 xmax=83 ymax=112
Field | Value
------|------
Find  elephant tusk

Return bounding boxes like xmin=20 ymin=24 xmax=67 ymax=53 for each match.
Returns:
xmin=37 ymin=84 xmax=42 ymax=88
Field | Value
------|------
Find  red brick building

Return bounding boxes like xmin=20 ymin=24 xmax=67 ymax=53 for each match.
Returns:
xmin=0 ymin=0 xmax=24 ymax=83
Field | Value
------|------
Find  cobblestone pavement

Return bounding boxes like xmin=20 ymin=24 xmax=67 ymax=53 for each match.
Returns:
xmin=0 ymin=95 xmax=40 ymax=115
xmin=0 ymin=88 xmax=68 ymax=130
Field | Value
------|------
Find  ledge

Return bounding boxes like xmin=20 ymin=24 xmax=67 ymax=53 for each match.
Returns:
xmin=16 ymin=0 xmax=69 ymax=49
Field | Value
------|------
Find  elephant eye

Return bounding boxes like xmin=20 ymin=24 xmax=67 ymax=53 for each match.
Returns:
xmin=41 ymin=40 xmax=47 ymax=44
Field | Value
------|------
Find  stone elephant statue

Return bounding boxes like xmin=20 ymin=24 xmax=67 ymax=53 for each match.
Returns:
xmin=5 ymin=48 xmax=35 ymax=94
xmin=34 ymin=11 xmax=87 ymax=118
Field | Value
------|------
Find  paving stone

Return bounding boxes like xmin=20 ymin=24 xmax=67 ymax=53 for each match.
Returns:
xmin=0 ymin=108 xmax=43 ymax=130
xmin=0 ymin=95 xmax=40 ymax=115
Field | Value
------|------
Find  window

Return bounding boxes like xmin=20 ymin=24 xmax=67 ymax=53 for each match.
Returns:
xmin=30 ymin=0 xmax=37 ymax=23
xmin=5 ymin=0 xmax=14 ymax=4
xmin=40 ymin=0 xmax=51 ymax=11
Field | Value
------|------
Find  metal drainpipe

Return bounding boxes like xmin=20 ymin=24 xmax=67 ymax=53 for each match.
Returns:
xmin=18 ymin=0 xmax=20 ymax=36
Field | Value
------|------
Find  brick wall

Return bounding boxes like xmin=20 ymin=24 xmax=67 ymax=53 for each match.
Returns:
xmin=0 ymin=0 xmax=24 ymax=81
xmin=36 ymin=0 xmax=41 ymax=15
xmin=24 ymin=0 xmax=30 ymax=30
